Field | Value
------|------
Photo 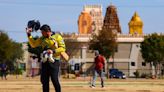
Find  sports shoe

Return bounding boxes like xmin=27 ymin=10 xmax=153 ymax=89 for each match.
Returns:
xmin=90 ymin=85 xmax=95 ymax=88
xmin=101 ymin=85 xmax=105 ymax=88
xmin=101 ymin=86 xmax=105 ymax=88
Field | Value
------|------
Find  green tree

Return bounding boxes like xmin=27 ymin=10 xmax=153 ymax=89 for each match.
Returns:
xmin=140 ymin=33 xmax=164 ymax=78
xmin=0 ymin=32 xmax=13 ymax=62
xmin=159 ymin=34 xmax=164 ymax=63
xmin=0 ymin=31 xmax=24 ymax=70
xmin=8 ymin=42 xmax=24 ymax=68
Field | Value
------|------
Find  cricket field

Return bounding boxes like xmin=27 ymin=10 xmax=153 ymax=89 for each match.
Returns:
xmin=0 ymin=75 xmax=164 ymax=92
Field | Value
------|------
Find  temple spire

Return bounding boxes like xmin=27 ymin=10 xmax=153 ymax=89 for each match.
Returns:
xmin=102 ymin=4 xmax=122 ymax=34
xmin=129 ymin=12 xmax=143 ymax=35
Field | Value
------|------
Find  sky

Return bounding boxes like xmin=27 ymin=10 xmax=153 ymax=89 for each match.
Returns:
xmin=0 ymin=0 xmax=164 ymax=42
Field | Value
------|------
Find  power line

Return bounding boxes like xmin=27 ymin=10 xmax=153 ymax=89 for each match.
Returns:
xmin=0 ymin=1 xmax=81 ymax=7
xmin=0 ymin=1 xmax=164 ymax=8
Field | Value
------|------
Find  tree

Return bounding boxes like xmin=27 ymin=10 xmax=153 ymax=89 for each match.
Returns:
xmin=89 ymin=29 xmax=117 ymax=78
xmin=89 ymin=29 xmax=117 ymax=59
xmin=140 ymin=33 xmax=164 ymax=78
xmin=0 ymin=31 xmax=13 ymax=62
xmin=159 ymin=34 xmax=164 ymax=62
xmin=0 ymin=31 xmax=24 ymax=71
xmin=89 ymin=4 xmax=121 ymax=79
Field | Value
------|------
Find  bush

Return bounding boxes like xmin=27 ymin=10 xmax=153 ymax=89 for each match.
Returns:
xmin=0 ymin=71 xmax=9 ymax=76
xmin=141 ymin=73 xmax=151 ymax=79
xmin=140 ymin=73 xmax=147 ymax=78
xmin=12 ymin=68 xmax=24 ymax=75
xmin=134 ymin=70 xmax=140 ymax=78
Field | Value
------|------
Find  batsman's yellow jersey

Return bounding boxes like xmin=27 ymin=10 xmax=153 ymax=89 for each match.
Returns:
xmin=28 ymin=33 xmax=66 ymax=59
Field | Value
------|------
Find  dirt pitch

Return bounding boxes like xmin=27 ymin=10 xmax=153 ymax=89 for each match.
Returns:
xmin=0 ymin=75 xmax=164 ymax=92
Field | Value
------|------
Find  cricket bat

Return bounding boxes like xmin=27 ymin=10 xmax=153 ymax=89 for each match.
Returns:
xmin=61 ymin=52 xmax=69 ymax=61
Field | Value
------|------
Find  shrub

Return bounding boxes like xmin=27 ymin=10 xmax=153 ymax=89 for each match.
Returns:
xmin=134 ymin=70 xmax=140 ymax=78
xmin=13 ymin=68 xmax=24 ymax=75
xmin=140 ymin=73 xmax=147 ymax=78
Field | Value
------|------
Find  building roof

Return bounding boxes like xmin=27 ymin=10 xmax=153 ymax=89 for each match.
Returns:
xmin=64 ymin=34 xmax=144 ymax=43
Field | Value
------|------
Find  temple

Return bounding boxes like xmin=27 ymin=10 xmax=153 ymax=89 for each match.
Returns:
xmin=64 ymin=4 xmax=147 ymax=77
xmin=78 ymin=5 xmax=103 ymax=35
xmin=129 ymin=12 xmax=143 ymax=35
xmin=22 ymin=4 xmax=160 ymax=77
xmin=103 ymin=4 xmax=122 ymax=34
xmin=78 ymin=11 xmax=92 ymax=34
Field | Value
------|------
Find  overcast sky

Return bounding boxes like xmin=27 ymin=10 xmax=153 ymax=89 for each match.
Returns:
xmin=0 ymin=0 xmax=164 ymax=42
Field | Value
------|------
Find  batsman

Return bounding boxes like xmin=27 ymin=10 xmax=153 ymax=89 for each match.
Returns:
xmin=26 ymin=20 xmax=68 ymax=92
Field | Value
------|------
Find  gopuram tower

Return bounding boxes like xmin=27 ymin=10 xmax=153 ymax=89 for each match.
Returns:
xmin=78 ymin=11 xmax=92 ymax=34
xmin=102 ymin=4 xmax=121 ymax=34
xmin=78 ymin=5 xmax=103 ymax=34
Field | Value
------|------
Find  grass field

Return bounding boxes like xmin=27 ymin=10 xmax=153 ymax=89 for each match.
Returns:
xmin=0 ymin=75 xmax=164 ymax=92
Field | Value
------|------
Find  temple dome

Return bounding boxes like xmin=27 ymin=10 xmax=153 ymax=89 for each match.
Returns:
xmin=129 ymin=12 xmax=143 ymax=25
xmin=128 ymin=12 xmax=143 ymax=35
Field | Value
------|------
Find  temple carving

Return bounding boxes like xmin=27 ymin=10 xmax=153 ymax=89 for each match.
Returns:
xmin=78 ymin=5 xmax=103 ymax=34
xmin=102 ymin=4 xmax=122 ymax=34
xmin=78 ymin=11 xmax=92 ymax=34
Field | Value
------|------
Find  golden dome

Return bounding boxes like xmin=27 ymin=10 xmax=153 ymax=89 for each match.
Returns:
xmin=129 ymin=12 xmax=143 ymax=26
xmin=130 ymin=12 xmax=143 ymax=23
xmin=128 ymin=12 xmax=143 ymax=35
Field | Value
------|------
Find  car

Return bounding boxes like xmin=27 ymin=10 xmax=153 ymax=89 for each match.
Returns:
xmin=109 ymin=68 xmax=126 ymax=79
